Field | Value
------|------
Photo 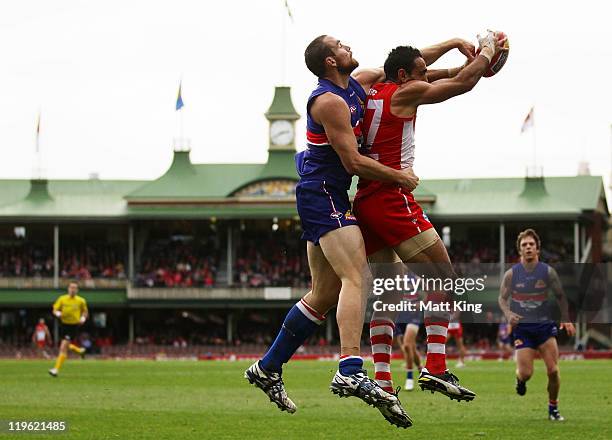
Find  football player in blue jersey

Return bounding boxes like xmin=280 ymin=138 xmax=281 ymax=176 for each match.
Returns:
xmin=499 ymin=229 xmax=576 ymax=421
xmin=246 ymin=34 xmax=479 ymax=428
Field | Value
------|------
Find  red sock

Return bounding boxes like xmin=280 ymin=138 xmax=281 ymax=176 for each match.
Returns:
xmin=425 ymin=318 xmax=448 ymax=374
xmin=370 ymin=319 xmax=394 ymax=393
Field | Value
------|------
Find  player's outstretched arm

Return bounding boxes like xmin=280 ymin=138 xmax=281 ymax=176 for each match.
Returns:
xmin=312 ymin=93 xmax=419 ymax=191
xmin=425 ymin=65 xmax=465 ymax=83
xmin=396 ymin=34 xmax=502 ymax=106
xmin=420 ymin=38 xmax=475 ymax=66
xmin=353 ymin=38 xmax=474 ymax=92
xmin=353 ymin=38 xmax=474 ymax=91
xmin=549 ymin=266 xmax=576 ymax=336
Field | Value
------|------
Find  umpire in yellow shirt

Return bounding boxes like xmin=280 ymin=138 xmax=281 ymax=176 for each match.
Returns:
xmin=49 ymin=281 xmax=88 ymax=377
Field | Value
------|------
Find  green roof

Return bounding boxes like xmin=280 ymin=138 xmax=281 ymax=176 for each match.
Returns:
xmin=420 ymin=175 xmax=607 ymax=220
xmin=125 ymin=150 xmax=298 ymax=201
xmin=0 ymin=179 xmax=146 ymax=220
xmin=0 ymin=148 xmax=607 ymax=221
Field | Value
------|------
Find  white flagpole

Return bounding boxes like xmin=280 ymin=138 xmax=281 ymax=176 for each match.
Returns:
xmin=35 ymin=109 xmax=42 ymax=179
xmin=281 ymin=3 xmax=287 ymax=85
xmin=179 ymin=79 xmax=184 ymax=148
xmin=281 ymin=0 xmax=293 ymax=85
xmin=532 ymin=108 xmax=537 ymax=173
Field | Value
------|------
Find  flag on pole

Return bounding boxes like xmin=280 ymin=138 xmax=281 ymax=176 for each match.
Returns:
xmin=284 ymin=0 xmax=294 ymax=22
xmin=176 ymin=81 xmax=184 ymax=111
xmin=521 ymin=106 xmax=534 ymax=133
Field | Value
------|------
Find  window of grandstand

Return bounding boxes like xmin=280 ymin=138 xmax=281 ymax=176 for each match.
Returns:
xmin=58 ymin=225 xmax=128 ymax=281
xmin=134 ymin=220 xmax=221 ymax=288
xmin=233 ymin=219 xmax=309 ymax=288
xmin=0 ymin=224 xmax=54 ymax=277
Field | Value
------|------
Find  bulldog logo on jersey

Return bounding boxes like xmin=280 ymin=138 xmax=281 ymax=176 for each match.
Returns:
xmin=535 ymin=280 xmax=546 ymax=289
xmin=514 ymin=339 xmax=524 ymax=347
xmin=344 ymin=210 xmax=356 ymax=221
xmin=330 ymin=211 xmax=344 ymax=220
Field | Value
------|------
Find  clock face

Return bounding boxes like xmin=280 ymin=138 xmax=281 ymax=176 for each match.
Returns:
xmin=270 ymin=120 xmax=294 ymax=146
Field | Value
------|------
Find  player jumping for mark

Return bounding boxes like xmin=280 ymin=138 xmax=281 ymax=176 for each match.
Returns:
xmin=354 ymin=32 xmax=507 ymax=402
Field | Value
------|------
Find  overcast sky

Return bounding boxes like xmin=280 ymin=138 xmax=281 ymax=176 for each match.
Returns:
xmin=1 ymin=0 xmax=611 ymax=190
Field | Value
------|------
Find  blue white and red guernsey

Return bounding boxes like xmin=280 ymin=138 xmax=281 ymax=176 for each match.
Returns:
xmin=510 ymin=262 xmax=558 ymax=349
xmin=295 ymin=76 xmax=366 ymax=245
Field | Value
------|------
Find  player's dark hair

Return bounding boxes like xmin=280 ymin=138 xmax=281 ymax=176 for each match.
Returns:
xmin=384 ymin=46 xmax=422 ymax=82
xmin=516 ymin=228 xmax=541 ymax=251
xmin=305 ymin=35 xmax=334 ymax=77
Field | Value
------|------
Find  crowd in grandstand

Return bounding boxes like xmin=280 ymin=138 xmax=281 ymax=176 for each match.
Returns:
xmin=233 ymin=233 xmax=310 ymax=288
xmin=0 ymin=244 xmax=53 ymax=277
xmin=134 ymin=239 xmax=220 ymax=288
xmin=0 ymin=243 xmax=125 ymax=278
xmin=0 ymin=235 xmax=576 ymax=286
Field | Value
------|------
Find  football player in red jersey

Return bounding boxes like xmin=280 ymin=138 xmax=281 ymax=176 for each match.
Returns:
xmin=32 ymin=318 xmax=52 ymax=359
xmin=353 ymin=32 xmax=507 ymax=402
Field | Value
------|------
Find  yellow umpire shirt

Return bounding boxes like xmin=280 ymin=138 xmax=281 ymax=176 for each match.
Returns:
xmin=53 ymin=295 xmax=88 ymax=325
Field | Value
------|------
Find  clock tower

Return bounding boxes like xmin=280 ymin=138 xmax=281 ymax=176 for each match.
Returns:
xmin=265 ymin=86 xmax=300 ymax=151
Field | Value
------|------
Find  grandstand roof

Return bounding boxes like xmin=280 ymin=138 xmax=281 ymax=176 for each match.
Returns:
xmin=125 ymin=150 xmax=297 ymax=201
xmin=0 ymin=149 xmax=607 ymax=221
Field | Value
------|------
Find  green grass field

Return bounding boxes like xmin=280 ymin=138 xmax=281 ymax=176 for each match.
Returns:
xmin=1 ymin=359 xmax=611 ymax=439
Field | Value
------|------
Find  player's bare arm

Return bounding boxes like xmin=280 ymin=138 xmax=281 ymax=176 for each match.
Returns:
xmin=352 ymin=38 xmax=475 ymax=92
xmin=426 ymin=64 xmax=466 ymax=83
xmin=419 ymin=38 xmax=475 ymax=65
xmin=391 ymin=34 xmax=504 ymax=114
xmin=311 ymin=92 xmax=419 ymax=191
xmin=499 ymin=268 xmax=522 ymax=326
xmin=548 ymin=266 xmax=576 ymax=336
xmin=395 ymin=55 xmax=490 ymax=110
xmin=352 ymin=67 xmax=385 ymax=93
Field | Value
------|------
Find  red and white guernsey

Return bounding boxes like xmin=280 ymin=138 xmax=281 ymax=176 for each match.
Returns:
xmin=357 ymin=82 xmax=416 ymax=197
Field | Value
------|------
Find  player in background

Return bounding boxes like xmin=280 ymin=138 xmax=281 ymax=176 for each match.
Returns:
xmin=246 ymin=35 xmax=475 ymax=428
xmin=497 ymin=320 xmax=513 ymax=360
xmin=32 ymin=318 xmax=52 ymax=359
xmin=394 ymin=300 xmax=422 ymax=390
xmin=354 ymin=32 xmax=506 ymax=402
xmin=447 ymin=313 xmax=467 ymax=368
xmin=49 ymin=281 xmax=88 ymax=377
xmin=498 ymin=229 xmax=576 ymax=421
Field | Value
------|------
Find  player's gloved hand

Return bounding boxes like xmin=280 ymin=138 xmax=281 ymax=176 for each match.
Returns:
xmin=560 ymin=322 xmax=576 ymax=337
xmin=505 ymin=311 xmax=522 ymax=326
xmin=54 ymin=310 xmax=62 ymax=319
xmin=79 ymin=316 xmax=86 ymax=324
xmin=453 ymin=38 xmax=475 ymax=61
xmin=476 ymin=31 xmax=496 ymax=62
xmin=397 ymin=168 xmax=419 ymax=192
